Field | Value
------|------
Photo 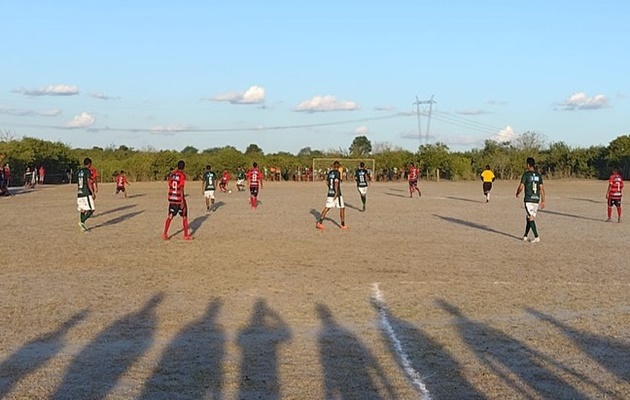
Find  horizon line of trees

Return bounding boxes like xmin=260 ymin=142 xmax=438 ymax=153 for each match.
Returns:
xmin=1 ymin=130 xmax=629 ymax=184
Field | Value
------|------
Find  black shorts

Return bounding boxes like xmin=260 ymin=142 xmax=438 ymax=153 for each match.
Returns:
xmin=116 ymin=186 xmax=126 ymax=193
xmin=483 ymin=182 xmax=493 ymax=194
xmin=409 ymin=180 xmax=418 ymax=187
xmin=168 ymin=202 xmax=188 ymax=217
xmin=250 ymin=186 xmax=259 ymax=196
xmin=608 ymin=198 xmax=622 ymax=207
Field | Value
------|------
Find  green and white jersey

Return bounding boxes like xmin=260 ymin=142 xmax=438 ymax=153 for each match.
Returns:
xmin=237 ymin=170 xmax=246 ymax=180
xmin=521 ymin=170 xmax=543 ymax=203
xmin=327 ymin=169 xmax=341 ymax=197
xmin=203 ymin=170 xmax=218 ymax=190
xmin=76 ymin=167 xmax=91 ymax=198
xmin=355 ymin=168 xmax=369 ymax=188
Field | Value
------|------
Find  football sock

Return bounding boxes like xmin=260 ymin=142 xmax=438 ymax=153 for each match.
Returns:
xmin=183 ymin=218 xmax=190 ymax=235
xmin=163 ymin=218 xmax=172 ymax=235
xmin=530 ymin=221 xmax=539 ymax=237
xmin=608 ymin=207 xmax=612 ymax=219
xmin=524 ymin=220 xmax=531 ymax=237
xmin=80 ymin=213 xmax=87 ymax=223
xmin=617 ymin=206 xmax=622 ymax=219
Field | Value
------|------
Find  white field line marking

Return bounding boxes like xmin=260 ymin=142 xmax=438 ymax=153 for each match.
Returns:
xmin=371 ymin=283 xmax=432 ymax=400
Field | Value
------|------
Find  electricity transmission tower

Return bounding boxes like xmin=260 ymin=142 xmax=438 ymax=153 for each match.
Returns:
xmin=412 ymin=95 xmax=436 ymax=146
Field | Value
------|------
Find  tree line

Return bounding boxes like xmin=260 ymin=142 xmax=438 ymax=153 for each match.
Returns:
xmin=0 ymin=131 xmax=628 ymax=185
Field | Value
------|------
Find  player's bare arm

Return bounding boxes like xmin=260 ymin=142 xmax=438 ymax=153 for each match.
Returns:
xmin=539 ymin=184 xmax=546 ymax=209
xmin=515 ymin=183 xmax=524 ymax=198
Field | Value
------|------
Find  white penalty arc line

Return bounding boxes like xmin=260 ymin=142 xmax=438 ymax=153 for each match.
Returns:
xmin=371 ymin=283 xmax=432 ymax=400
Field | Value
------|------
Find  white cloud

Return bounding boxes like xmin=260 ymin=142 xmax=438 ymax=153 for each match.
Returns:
xmin=65 ymin=112 xmax=95 ymax=128
xmin=354 ymin=126 xmax=368 ymax=135
xmin=209 ymin=85 xmax=265 ymax=104
xmin=490 ymin=125 xmax=517 ymax=142
xmin=374 ymin=105 xmax=396 ymax=111
xmin=558 ymin=91 xmax=609 ymax=111
xmin=149 ymin=124 xmax=194 ymax=135
xmin=13 ymin=84 xmax=79 ymax=96
xmin=90 ymin=92 xmax=120 ymax=100
xmin=295 ymin=95 xmax=360 ymax=112
xmin=0 ymin=106 xmax=61 ymax=117
xmin=456 ymin=109 xmax=489 ymax=116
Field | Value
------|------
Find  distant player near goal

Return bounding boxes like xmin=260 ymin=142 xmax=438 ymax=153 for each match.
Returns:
xmin=163 ymin=160 xmax=193 ymax=240
xmin=480 ymin=165 xmax=495 ymax=203
xmin=316 ymin=161 xmax=348 ymax=230
xmin=516 ymin=157 xmax=545 ymax=243
xmin=246 ymin=162 xmax=263 ymax=210
xmin=202 ymin=165 xmax=218 ymax=212
xmin=76 ymin=157 xmax=97 ymax=232
xmin=407 ymin=162 xmax=421 ymax=198
xmin=355 ymin=162 xmax=371 ymax=212
xmin=606 ymin=167 xmax=624 ymax=223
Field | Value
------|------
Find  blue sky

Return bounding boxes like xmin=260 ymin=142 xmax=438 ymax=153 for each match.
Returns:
xmin=1 ymin=1 xmax=628 ymax=154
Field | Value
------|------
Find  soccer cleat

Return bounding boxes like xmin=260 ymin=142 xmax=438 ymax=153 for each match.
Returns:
xmin=340 ymin=225 xmax=350 ymax=230
xmin=531 ymin=237 xmax=540 ymax=243
xmin=316 ymin=222 xmax=324 ymax=230
xmin=606 ymin=218 xmax=611 ymax=222
xmin=162 ymin=233 xmax=169 ymax=240
xmin=183 ymin=235 xmax=194 ymax=240
xmin=78 ymin=222 xmax=89 ymax=232
xmin=618 ymin=217 xmax=622 ymax=223
xmin=523 ymin=236 xmax=529 ymax=242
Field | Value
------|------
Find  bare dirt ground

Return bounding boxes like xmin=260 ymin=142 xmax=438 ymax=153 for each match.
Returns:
xmin=1 ymin=179 xmax=629 ymax=399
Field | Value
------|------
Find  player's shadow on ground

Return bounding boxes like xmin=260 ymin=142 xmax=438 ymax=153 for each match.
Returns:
xmin=526 ymin=308 xmax=630 ymax=383
xmin=433 ymin=214 xmax=522 ymax=240
xmin=309 ymin=209 xmax=341 ymax=228
xmin=237 ymin=299 xmax=291 ymax=399
xmin=437 ymin=299 xmax=602 ymax=400
xmin=384 ymin=192 xmax=407 ymax=198
xmin=126 ymin=193 xmax=146 ymax=199
xmin=344 ymin=202 xmax=363 ymax=212
xmin=570 ymin=197 xmax=602 ymax=204
xmin=388 ymin=188 xmax=405 ymax=192
xmin=92 ymin=204 xmax=137 ymax=218
xmin=369 ymin=298 xmax=486 ymax=399
xmin=316 ymin=303 xmax=396 ymax=399
xmin=139 ymin=299 xmax=225 ymax=399
xmin=445 ymin=196 xmax=482 ymax=204
xmin=0 ymin=311 xmax=88 ymax=399
xmin=539 ymin=209 xmax=602 ymax=222
xmin=91 ymin=211 xmax=144 ymax=229
xmin=50 ymin=293 xmax=163 ymax=400
xmin=189 ymin=214 xmax=210 ymax=235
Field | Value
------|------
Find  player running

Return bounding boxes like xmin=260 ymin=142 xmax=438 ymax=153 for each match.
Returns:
xmin=162 ymin=160 xmax=193 ymax=240
xmin=202 ymin=165 xmax=218 ymax=212
xmin=408 ymin=162 xmax=422 ymax=198
xmin=219 ymin=169 xmax=230 ymax=193
xmin=316 ymin=161 xmax=348 ymax=230
xmin=606 ymin=167 xmax=624 ymax=223
xmin=236 ymin=166 xmax=246 ymax=192
xmin=115 ymin=170 xmax=130 ymax=198
xmin=480 ymin=164 xmax=496 ymax=203
xmin=246 ymin=162 xmax=263 ymax=210
xmin=77 ymin=158 xmax=97 ymax=232
xmin=355 ymin=162 xmax=371 ymax=212
xmin=516 ymin=157 xmax=545 ymax=243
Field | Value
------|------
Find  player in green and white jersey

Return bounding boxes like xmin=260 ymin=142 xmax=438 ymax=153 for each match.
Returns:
xmin=236 ymin=166 xmax=246 ymax=192
xmin=76 ymin=157 xmax=97 ymax=232
xmin=202 ymin=165 xmax=218 ymax=212
xmin=355 ymin=162 xmax=371 ymax=212
xmin=516 ymin=157 xmax=545 ymax=243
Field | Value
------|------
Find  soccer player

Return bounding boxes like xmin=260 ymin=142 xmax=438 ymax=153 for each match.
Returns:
xmin=236 ymin=166 xmax=246 ymax=192
xmin=162 ymin=160 xmax=193 ymax=240
xmin=355 ymin=162 xmax=371 ymax=212
xmin=480 ymin=164 xmax=496 ymax=203
xmin=316 ymin=161 xmax=348 ymax=230
xmin=219 ymin=169 xmax=230 ymax=193
xmin=115 ymin=170 xmax=130 ymax=198
xmin=202 ymin=165 xmax=218 ymax=212
xmin=408 ymin=162 xmax=422 ymax=198
xmin=606 ymin=167 xmax=624 ymax=222
xmin=246 ymin=162 xmax=263 ymax=210
xmin=76 ymin=158 xmax=97 ymax=232
xmin=88 ymin=163 xmax=99 ymax=195
xmin=516 ymin=157 xmax=545 ymax=243
xmin=38 ymin=166 xmax=45 ymax=184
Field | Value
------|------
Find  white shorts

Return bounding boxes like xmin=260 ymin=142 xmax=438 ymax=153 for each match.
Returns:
xmin=77 ymin=196 xmax=95 ymax=212
xmin=525 ymin=202 xmax=539 ymax=218
xmin=237 ymin=179 xmax=245 ymax=186
xmin=357 ymin=187 xmax=368 ymax=196
xmin=326 ymin=195 xmax=345 ymax=209
xmin=204 ymin=190 xmax=215 ymax=199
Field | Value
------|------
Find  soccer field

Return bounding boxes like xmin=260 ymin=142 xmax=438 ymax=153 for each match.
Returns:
xmin=1 ymin=180 xmax=629 ymax=399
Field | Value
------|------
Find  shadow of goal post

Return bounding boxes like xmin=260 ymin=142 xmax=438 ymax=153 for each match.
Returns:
xmin=312 ymin=158 xmax=376 ymax=182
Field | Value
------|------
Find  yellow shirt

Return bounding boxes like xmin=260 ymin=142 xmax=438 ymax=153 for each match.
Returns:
xmin=481 ymin=170 xmax=495 ymax=182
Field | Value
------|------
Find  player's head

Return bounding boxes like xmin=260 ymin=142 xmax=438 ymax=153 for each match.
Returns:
xmin=360 ymin=162 xmax=365 ymax=168
xmin=333 ymin=160 xmax=340 ymax=168
xmin=206 ymin=165 xmax=211 ymax=171
xmin=526 ymin=157 xmax=535 ymax=169
xmin=409 ymin=162 xmax=415 ymax=167
xmin=177 ymin=160 xmax=185 ymax=170
xmin=485 ymin=164 xmax=490 ymax=170
xmin=612 ymin=166 xmax=619 ymax=174
xmin=83 ymin=157 xmax=92 ymax=167
xmin=120 ymin=170 xmax=124 ymax=174
xmin=253 ymin=162 xmax=258 ymax=168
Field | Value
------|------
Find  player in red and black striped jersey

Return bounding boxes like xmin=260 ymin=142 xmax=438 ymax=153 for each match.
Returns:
xmin=115 ymin=170 xmax=130 ymax=198
xmin=162 ymin=160 xmax=193 ymax=240
xmin=408 ymin=162 xmax=422 ymax=198
xmin=246 ymin=162 xmax=263 ymax=210
xmin=606 ymin=167 xmax=624 ymax=223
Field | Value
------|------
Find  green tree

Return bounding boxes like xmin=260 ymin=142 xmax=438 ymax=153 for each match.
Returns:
xmin=349 ymin=136 xmax=372 ymax=156
xmin=181 ymin=145 xmax=199 ymax=155
xmin=245 ymin=143 xmax=264 ymax=156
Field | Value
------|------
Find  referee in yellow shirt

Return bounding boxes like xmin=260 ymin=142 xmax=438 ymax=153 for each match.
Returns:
xmin=480 ymin=165 xmax=496 ymax=203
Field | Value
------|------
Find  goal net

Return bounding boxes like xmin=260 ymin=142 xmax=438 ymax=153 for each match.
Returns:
xmin=312 ymin=158 xmax=376 ymax=182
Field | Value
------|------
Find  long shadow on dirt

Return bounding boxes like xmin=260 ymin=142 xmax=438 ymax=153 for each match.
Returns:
xmin=434 ymin=214 xmax=521 ymax=240
xmin=309 ymin=209 xmax=341 ymax=228
xmin=539 ymin=209 xmax=602 ymax=222
xmin=436 ymin=299 xmax=605 ymax=400
xmin=369 ymin=298 xmax=486 ymax=399
xmin=91 ymin=211 xmax=144 ymax=229
xmin=92 ymin=204 xmax=137 ymax=219
xmin=316 ymin=303 xmax=395 ymax=399
xmin=0 ymin=311 xmax=88 ymax=399
xmin=526 ymin=308 xmax=630 ymax=383
xmin=237 ymin=299 xmax=291 ymax=399
xmin=50 ymin=294 xmax=163 ymax=400
xmin=139 ymin=299 xmax=225 ymax=399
